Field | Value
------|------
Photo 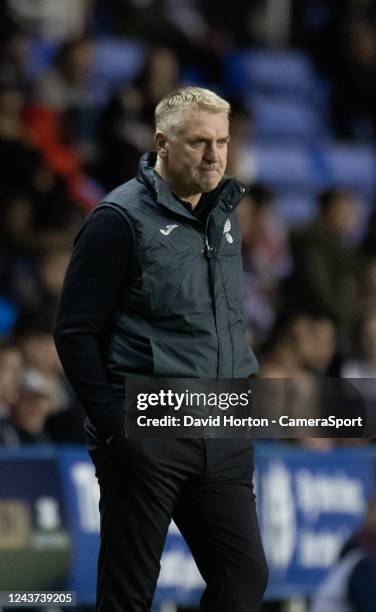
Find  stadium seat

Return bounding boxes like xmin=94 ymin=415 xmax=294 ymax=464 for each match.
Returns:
xmin=276 ymin=191 xmax=318 ymax=224
xmin=249 ymin=95 xmax=325 ymax=142
xmin=92 ymin=37 xmax=146 ymax=100
xmin=25 ymin=38 xmax=58 ymax=78
xmin=224 ymin=49 xmax=318 ymax=98
xmin=0 ymin=295 xmax=17 ymax=336
xmin=244 ymin=143 xmax=319 ymax=190
xmin=322 ymin=144 xmax=376 ymax=193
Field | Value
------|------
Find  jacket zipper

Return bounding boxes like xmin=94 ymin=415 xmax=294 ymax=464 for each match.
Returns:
xmin=203 ymin=212 xmax=216 ymax=259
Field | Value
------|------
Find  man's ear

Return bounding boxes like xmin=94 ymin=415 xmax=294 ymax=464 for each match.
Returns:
xmin=155 ymin=131 xmax=169 ymax=158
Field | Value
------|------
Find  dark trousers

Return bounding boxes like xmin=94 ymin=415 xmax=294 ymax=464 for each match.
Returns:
xmin=89 ymin=438 xmax=268 ymax=612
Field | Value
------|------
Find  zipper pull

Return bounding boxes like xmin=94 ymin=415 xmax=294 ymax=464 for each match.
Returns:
xmin=204 ymin=236 xmax=214 ymax=259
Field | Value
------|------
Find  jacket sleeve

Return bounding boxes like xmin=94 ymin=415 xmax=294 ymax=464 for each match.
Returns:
xmin=53 ymin=207 xmax=134 ymax=438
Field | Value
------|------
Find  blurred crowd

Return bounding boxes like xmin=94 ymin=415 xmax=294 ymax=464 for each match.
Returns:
xmin=1 ymin=0 xmax=376 ymax=451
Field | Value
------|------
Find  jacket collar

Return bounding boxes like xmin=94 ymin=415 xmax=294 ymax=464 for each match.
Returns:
xmin=136 ymin=151 xmax=246 ymax=219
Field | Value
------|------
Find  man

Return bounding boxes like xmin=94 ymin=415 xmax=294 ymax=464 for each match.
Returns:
xmin=286 ymin=188 xmax=359 ymax=340
xmin=54 ymin=87 xmax=268 ymax=611
xmin=310 ymin=496 xmax=376 ymax=612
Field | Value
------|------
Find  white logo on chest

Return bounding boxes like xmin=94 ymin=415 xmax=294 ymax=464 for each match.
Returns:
xmin=223 ymin=218 xmax=233 ymax=243
xmin=160 ymin=224 xmax=178 ymax=236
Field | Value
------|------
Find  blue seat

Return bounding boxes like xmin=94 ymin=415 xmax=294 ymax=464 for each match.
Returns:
xmin=323 ymin=144 xmax=376 ymax=193
xmin=247 ymin=144 xmax=318 ymax=190
xmin=26 ymin=38 xmax=58 ymax=78
xmin=225 ymin=50 xmax=318 ymax=98
xmin=249 ymin=95 xmax=324 ymax=142
xmin=87 ymin=37 xmax=146 ymax=105
xmin=276 ymin=191 xmax=318 ymax=224
xmin=93 ymin=37 xmax=145 ymax=86
xmin=0 ymin=295 xmax=17 ymax=336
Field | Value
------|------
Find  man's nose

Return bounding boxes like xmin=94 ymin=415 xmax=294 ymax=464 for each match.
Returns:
xmin=204 ymin=143 xmax=218 ymax=162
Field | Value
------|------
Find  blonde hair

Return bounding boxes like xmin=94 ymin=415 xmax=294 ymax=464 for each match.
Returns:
xmin=155 ymin=86 xmax=230 ymax=137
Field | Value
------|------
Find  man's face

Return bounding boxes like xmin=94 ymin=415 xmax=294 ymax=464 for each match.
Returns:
xmin=160 ymin=109 xmax=230 ymax=198
xmin=327 ymin=194 xmax=358 ymax=237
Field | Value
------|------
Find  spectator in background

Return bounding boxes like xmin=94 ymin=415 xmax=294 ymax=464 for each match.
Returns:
xmin=5 ymin=0 xmax=91 ymax=42
xmin=358 ymin=207 xmax=376 ymax=312
xmin=237 ymin=184 xmax=290 ymax=342
xmin=20 ymin=247 xmax=71 ymax=327
xmin=15 ymin=319 xmax=63 ymax=377
xmin=201 ymin=0 xmax=273 ymax=47
xmin=360 ymin=205 xmax=376 ymax=261
xmin=0 ymin=193 xmax=75 ymax=325
xmin=291 ymin=0 xmax=344 ymax=80
xmin=259 ymin=311 xmax=336 ymax=378
xmin=0 ymin=361 xmax=83 ymax=446
xmin=35 ymin=37 xmax=94 ymax=113
xmin=0 ymin=68 xmax=86 ymax=228
xmin=310 ymin=494 xmax=376 ymax=612
xmin=259 ymin=312 xmax=328 ymax=444
xmin=285 ymin=189 xmax=359 ymax=345
xmin=97 ymin=46 xmax=179 ymax=189
xmin=333 ymin=20 xmax=376 ymax=140
xmin=101 ymin=0 xmax=221 ymax=84
xmin=342 ymin=310 xmax=376 ymax=379
xmin=260 ymin=311 xmax=339 ymax=450
xmin=24 ymin=37 xmax=104 ymax=212
xmin=32 ymin=36 xmax=99 ymax=160
xmin=341 ymin=310 xmax=376 ymax=408
xmin=0 ymin=340 xmax=23 ymax=417
xmin=0 ymin=73 xmax=41 ymax=194
xmin=310 ymin=316 xmax=338 ymax=373
xmin=38 ymin=248 xmax=70 ymax=298
xmin=291 ymin=2 xmax=376 ymax=140
xmin=358 ymin=258 xmax=376 ymax=313
xmin=14 ymin=317 xmax=66 ymax=400
xmin=0 ymin=28 xmax=31 ymax=95
xmin=0 ymin=64 xmax=83 ymax=205
xmin=133 ymin=46 xmax=180 ymax=124
xmin=259 ymin=312 xmax=314 ymax=378
xmin=0 ymin=192 xmax=40 ymax=318
xmin=102 ymin=0 xmax=193 ymax=44
xmin=239 ymin=184 xmax=290 ymax=284
xmin=290 ymin=313 xmax=337 ymax=376
xmin=97 ymin=84 xmax=153 ymax=188
xmin=0 ymin=192 xmax=36 ymax=258
xmin=13 ymin=318 xmax=86 ymax=443
xmin=1 ymin=369 xmax=55 ymax=445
